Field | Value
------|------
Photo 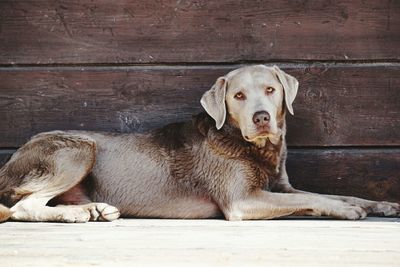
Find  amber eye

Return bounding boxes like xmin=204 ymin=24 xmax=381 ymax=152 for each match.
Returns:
xmin=266 ymin=87 xmax=275 ymax=94
xmin=234 ymin=92 xmax=246 ymax=100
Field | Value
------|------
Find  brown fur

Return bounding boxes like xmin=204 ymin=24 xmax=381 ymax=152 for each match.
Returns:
xmin=0 ymin=204 xmax=12 ymax=222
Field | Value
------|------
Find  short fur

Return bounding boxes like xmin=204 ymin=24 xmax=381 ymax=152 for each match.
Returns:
xmin=0 ymin=65 xmax=398 ymax=222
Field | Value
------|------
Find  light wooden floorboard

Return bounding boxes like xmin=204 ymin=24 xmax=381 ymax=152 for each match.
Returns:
xmin=1 ymin=217 xmax=399 ymax=267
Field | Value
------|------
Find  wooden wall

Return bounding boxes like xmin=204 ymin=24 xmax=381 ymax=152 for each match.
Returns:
xmin=0 ymin=0 xmax=399 ymax=202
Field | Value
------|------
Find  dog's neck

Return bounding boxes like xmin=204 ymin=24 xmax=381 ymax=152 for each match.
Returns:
xmin=195 ymin=113 xmax=285 ymax=168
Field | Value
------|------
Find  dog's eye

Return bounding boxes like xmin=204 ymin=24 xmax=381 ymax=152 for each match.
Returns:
xmin=234 ymin=92 xmax=246 ymax=100
xmin=265 ymin=87 xmax=275 ymax=94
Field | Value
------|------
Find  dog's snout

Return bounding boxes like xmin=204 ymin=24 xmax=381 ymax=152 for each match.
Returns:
xmin=252 ymin=111 xmax=270 ymax=126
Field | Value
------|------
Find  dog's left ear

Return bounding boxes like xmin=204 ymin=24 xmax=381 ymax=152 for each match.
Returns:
xmin=200 ymin=77 xmax=227 ymax=129
xmin=273 ymin=65 xmax=299 ymax=115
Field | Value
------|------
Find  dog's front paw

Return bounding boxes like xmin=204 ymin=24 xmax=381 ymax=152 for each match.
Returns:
xmin=370 ymin=201 xmax=400 ymax=217
xmin=330 ymin=204 xmax=367 ymax=220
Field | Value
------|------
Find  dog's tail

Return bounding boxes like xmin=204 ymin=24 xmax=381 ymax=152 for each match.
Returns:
xmin=0 ymin=204 xmax=11 ymax=222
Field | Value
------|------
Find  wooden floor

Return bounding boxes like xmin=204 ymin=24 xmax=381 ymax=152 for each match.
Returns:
xmin=1 ymin=217 xmax=399 ymax=267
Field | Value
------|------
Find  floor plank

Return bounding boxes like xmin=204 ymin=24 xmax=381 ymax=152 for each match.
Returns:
xmin=1 ymin=218 xmax=399 ymax=267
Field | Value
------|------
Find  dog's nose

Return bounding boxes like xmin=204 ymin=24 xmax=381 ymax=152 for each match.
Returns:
xmin=252 ymin=111 xmax=270 ymax=126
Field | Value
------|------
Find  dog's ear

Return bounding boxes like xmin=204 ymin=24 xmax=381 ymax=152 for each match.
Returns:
xmin=273 ymin=65 xmax=299 ymax=115
xmin=200 ymin=77 xmax=227 ymax=129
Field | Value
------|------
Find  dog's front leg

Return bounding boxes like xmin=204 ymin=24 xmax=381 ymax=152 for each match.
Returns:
xmin=222 ymin=190 xmax=367 ymax=221
xmin=274 ymin=167 xmax=400 ymax=217
xmin=283 ymin=187 xmax=400 ymax=217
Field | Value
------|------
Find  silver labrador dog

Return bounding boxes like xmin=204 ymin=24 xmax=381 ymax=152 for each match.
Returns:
xmin=0 ymin=65 xmax=399 ymax=223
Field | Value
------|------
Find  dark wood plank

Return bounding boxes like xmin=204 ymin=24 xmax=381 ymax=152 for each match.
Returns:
xmin=0 ymin=0 xmax=398 ymax=64
xmin=0 ymin=64 xmax=399 ymax=147
xmin=1 ymin=148 xmax=398 ymax=203
xmin=0 ymin=150 xmax=12 ymax=166
xmin=287 ymin=148 xmax=400 ymax=203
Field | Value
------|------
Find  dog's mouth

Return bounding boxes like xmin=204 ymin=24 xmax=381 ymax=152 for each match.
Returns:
xmin=243 ymin=128 xmax=281 ymax=145
xmin=244 ymin=131 xmax=274 ymax=141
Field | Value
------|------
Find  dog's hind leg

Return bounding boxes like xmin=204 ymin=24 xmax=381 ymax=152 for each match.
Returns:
xmin=11 ymin=199 xmax=120 ymax=223
xmin=4 ymin=132 xmax=118 ymax=222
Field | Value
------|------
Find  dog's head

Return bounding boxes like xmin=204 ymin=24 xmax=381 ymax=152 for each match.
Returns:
xmin=201 ymin=65 xmax=298 ymax=145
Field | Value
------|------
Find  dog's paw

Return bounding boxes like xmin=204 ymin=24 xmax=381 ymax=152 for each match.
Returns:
xmin=330 ymin=204 xmax=367 ymax=220
xmin=86 ymin=203 xmax=120 ymax=222
xmin=370 ymin=201 xmax=400 ymax=217
xmin=59 ymin=208 xmax=91 ymax=223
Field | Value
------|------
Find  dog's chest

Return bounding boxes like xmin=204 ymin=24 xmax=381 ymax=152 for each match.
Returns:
xmin=167 ymin=129 xmax=283 ymax=194
xmin=244 ymin=145 xmax=282 ymax=190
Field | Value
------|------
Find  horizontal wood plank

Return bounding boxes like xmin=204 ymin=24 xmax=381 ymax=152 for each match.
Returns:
xmin=1 ymin=148 xmax=399 ymax=203
xmin=0 ymin=0 xmax=399 ymax=64
xmin=0 ymin=64 xmax=399 ymax=147
xmin=0 ymin=150 xmax=12 ymax=167
xmin=287 ymin=148 xmax=400 ymax=203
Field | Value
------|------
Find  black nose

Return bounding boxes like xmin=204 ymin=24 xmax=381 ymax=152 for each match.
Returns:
xmin=252 ymin=111 xmax=270 ymax=126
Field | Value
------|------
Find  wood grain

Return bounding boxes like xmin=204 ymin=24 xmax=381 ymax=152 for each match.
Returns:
xmin=0 ymin=219 xmax=399 ymax=266
xmin=0 ymin=0 xmax=398 ymax=64
xmin=287 ymin=148 xmax=400 ymax=203
xmin=1 ymin=148 xmax=398 ymax=203
xmin=0 ymin=64 xmax=399 ymax=147
xmin=0 ymin=150 xmax=12 ymax=167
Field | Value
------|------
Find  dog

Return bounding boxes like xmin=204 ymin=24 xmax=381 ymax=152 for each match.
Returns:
xmin=0 ymin=65 xmax=399 ymax=223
